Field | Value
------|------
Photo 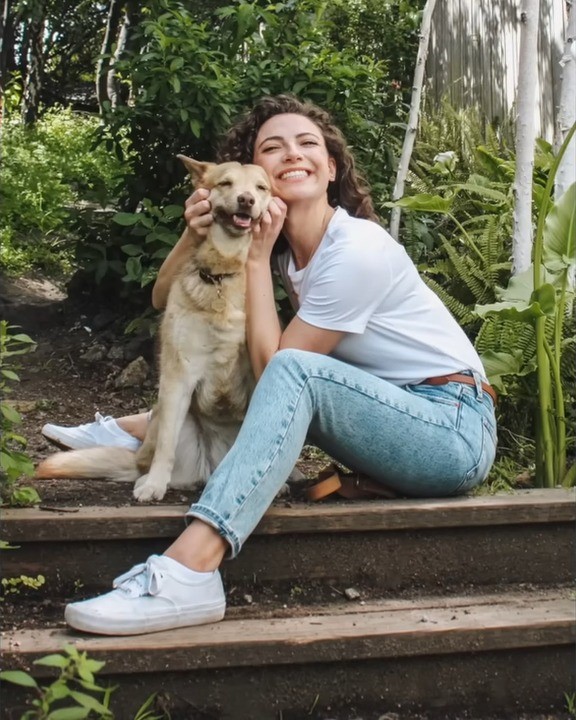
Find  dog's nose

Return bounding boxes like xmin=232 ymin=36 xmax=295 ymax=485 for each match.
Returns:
xmin=237 ymin=193 xmax=255 ymax=208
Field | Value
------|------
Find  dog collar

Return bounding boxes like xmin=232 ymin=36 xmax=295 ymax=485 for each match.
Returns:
xmin=198 ymin=268 xmax=237 ymax=285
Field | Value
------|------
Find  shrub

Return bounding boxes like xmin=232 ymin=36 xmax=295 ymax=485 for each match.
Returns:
xmin=0 ymin=107 xmax=129 ymax=276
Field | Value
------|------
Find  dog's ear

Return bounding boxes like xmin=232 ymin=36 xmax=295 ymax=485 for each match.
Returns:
xmin=176 ymin=155 xmax=216 ymax=188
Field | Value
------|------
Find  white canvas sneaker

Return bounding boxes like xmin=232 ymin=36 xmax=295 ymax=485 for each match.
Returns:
xmin=65 ymin=555 xmax=226 ymax=635
xmin=42 ymin=412 xmax=141 ymax=451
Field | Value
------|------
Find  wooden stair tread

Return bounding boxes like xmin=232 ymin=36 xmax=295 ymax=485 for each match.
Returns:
xmin=3 ymin=589 xmax=574 ymax=675
xmin=3 ymin=488 xmax=575 ymax=542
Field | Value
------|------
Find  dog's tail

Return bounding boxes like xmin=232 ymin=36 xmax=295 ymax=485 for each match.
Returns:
xmin=35 ymin=447 xmax=140 ymax=483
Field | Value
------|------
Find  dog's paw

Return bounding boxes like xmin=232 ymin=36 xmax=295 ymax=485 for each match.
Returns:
xmin=133 ymin=473 xmax=167 ymax=502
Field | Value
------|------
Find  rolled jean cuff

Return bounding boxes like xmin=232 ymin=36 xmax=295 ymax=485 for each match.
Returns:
xmin=186 ymin=503 xmax=242 ymax=558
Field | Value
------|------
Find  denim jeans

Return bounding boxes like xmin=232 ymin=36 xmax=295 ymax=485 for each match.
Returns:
xmin=187 ymin=349 xmax=497 ymax=557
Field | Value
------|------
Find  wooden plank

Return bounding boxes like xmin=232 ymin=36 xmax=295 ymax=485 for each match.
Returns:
xmin=3 ymin=592 xmax=574 ymax=676
xmin=2 ymin=489 xmax=574 ymax=543
xmin=4 ymin=523 xmax=574 ymax=593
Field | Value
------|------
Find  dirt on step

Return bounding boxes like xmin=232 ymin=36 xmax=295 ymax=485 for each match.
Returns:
xmin=1 ymin=276 xmax=571 ymax=720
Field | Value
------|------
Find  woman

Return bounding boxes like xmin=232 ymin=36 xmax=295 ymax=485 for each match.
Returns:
xmin=62 ymin=94 xmax=497 ymax=636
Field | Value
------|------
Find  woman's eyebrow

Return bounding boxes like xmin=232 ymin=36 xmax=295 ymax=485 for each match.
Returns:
xmin=257 ymin=132 xmax=321 ymax=149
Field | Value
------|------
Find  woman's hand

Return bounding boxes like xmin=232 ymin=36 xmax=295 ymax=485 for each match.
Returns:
xmin=152 ymin=188 xmax=211 ymax=310
xmin=249 ymin=197 xmax=287 ymax=263
xmin=184 ymin=188 xmax=212 ymax=236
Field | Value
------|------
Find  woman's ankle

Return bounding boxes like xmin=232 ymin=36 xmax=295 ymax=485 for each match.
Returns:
xmin=164 ymin=521 xmax=227 ymax=573
xmin=116 ymin=412 xmax=150 ymax=441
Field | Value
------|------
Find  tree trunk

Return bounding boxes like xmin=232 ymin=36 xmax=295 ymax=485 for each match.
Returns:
xmin=389 ymin=0 xmax=437 ymax=240
xmin=0 ymin=0 xmax=13 ymax=106
xmin=96 ymin=0 xmax=123 ymax=112
xmin=20 ymin=0 xmax=45 ymax=126
xmin=554 ymin=0 xmax=576 ymax=199
xmin=512 ymin=0 xmax=541 ymax=275
xmin=107 ymin=3 xmax=136 ymax=108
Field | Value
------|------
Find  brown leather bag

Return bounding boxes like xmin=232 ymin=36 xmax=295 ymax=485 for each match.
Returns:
xmin=305 ymin=464 xmax=397 ymax=501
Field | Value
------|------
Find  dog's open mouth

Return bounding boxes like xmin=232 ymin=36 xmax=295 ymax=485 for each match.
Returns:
xmin=232 ymin=213 xmax=253 ymax=229
xmin=214 ymin=208 xmax=258 ymax=233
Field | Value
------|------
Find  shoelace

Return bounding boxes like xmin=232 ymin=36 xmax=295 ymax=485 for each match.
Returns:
xmin=94 ymin=412 xmax=113 ymax=425
xmin=112 ymin=557 xmax=165 ymax=598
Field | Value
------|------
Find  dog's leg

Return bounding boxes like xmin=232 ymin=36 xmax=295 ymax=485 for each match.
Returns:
xmin=133 ymin=364 xmax=204 ymax=502
xmin=135 ymin=410 xmax=158 ymax=475
xmin=168 ymin=414 xmax=210 ymax=492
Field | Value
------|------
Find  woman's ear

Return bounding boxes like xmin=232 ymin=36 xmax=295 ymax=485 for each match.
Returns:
xmin=328 ymin=157 xmax=337 ymax=182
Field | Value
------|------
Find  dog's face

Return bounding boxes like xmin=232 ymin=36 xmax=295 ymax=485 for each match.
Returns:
xmin=177 ymin=155 xmax=271 ymax=237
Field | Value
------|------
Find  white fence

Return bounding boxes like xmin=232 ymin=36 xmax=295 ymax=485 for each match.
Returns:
xmin=426 ymin=0 xmax=568 ymax=141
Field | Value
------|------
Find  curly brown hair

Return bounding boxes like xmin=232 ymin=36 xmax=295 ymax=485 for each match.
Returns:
xmin=217 ymin=94 xmax=378 ymax=222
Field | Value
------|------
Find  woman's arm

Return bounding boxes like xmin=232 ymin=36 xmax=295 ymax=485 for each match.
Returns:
xmin=152 ymin=189 xmax=212 ymax=310
xmin=245 ymin=199 xmax=344 ymax=379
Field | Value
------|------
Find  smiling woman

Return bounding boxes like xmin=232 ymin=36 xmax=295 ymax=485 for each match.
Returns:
xmin=43 ymin=94 xmax=498 ymax=638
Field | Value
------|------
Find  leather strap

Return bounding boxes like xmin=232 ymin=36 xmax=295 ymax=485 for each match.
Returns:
xmin=198 ymin=268 xmax=236 ymax=285
xmin=422 ymin=373 xmax=497 ymax=405
xmin=305 ymin=466 xmax=397 ymax=502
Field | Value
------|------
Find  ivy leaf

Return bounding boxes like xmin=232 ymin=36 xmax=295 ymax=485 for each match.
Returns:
xmin=121 ymin=244 xmax=143 ymax=257
xmin=46 ymin=708 xmax=91 ymax=720
xmin=0 ymin=670 xmax=38 ymax=688
xmin=34 ymin=653 xmax=70 ymax=669
xmin=113 ymin=213 xmax=141 ymax=226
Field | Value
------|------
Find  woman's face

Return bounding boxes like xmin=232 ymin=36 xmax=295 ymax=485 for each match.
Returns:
xmin=253 ymin=113 xmax=336 ymax=204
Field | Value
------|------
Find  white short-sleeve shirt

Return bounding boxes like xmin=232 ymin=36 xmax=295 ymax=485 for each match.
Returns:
xmin=276 ymin=207 xmax=487 ymax=386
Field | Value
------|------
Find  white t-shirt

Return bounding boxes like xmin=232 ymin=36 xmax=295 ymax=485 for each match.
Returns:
xmin=275 ymin=207 xmax=487 ymax=386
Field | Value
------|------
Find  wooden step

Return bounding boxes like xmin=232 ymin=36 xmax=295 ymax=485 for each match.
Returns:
xmin=3 ymin=489 xmax=575 ymax=595
xmin=2 ymin=589 xmax=574 ymax=719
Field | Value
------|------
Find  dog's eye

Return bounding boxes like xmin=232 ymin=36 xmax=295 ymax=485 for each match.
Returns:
xmin=257 ymin=184 xmax=269 ymax=192
xmin=217 ymin=180 xmax=232 ymax=188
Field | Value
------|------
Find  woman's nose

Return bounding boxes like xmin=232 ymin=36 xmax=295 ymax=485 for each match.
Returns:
xmin=283 ymin=143 xmax=303 ymax=161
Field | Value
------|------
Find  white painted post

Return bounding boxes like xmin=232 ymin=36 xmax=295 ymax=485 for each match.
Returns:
xmin=512 ymin=0 xmax=541 ymax=275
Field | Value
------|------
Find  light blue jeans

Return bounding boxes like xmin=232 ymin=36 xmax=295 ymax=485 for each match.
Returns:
xmin=187 ymin=349 xmax=497 ymax=557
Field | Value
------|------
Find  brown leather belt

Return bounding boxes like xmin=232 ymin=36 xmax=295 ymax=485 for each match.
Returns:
xmin=422 ymin=373 xmax=497 ymax=405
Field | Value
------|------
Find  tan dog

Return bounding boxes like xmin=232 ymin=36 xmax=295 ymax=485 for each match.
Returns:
xmin=36 ymin=157 xmax=272 ymax=501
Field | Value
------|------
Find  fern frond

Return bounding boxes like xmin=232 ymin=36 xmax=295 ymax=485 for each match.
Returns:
xmin=440 ymin=237 xmax=488 ymax=301
xmin=475 ymin=318 xmax=536 ymax=360
xmin=423 ymin=276 xmax=476 ymax=325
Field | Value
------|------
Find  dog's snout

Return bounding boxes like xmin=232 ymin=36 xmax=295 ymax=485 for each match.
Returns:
xmin=237 ymin=192 xmax=255 ymax=208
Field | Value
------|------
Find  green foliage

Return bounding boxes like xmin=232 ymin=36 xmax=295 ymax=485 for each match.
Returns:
xmin=475 ymin=121 xmax=576 ymax=489
xmin=392 ymin=104 xmax=576 ymax=484
xmin=114 ymin=200 xmax=184 ymax=287
xmin=566 ymin=691 xmax=576 ymax=718
xmin=0 ymin=645 xmax=168 ymax=719
xmin=89 ymin=0 xmax=395 ymax=289
xmin=324 ymin=0 xmax=425 ymax=94
xmin=0 ymin=322 xmax=40 ymax=507
xmin=2 ymin=573 xmax=46 ymax=597
xmin=0 ymin=107 xmax=128 ymax=276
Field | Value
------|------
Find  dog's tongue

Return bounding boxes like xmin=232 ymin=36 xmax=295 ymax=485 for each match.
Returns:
xmin=233 ymin=214 xmax=252 ymax=229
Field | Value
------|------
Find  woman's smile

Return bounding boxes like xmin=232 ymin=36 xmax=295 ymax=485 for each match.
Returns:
xmin=253 ymin=113 xmax=336 ymax=202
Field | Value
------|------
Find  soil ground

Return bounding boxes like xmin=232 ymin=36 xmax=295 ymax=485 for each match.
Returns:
xmin=0 ymin=275 xmax=571 ymax=720
xmin=2 ymin=273 xmax=329 ymax=507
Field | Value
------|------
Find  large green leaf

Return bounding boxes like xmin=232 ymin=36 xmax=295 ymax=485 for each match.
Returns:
xmin=475 ymin=268 xmax=534 ymax=318
xmin=542 ymin=183 xmax=576 ymax=273
xmin=474 ymin=266 xmax=557 ymax=321
xmin=493 ymin=267 xmax=534 ymax=302
xmin=386 ymin=194 xmax=453 ymax=213
xmin=479 ymin=349 xmax=535 ymax=392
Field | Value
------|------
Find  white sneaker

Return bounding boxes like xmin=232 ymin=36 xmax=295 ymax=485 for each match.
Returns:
xmin=42 ymin=412 xmax=141 ymax=451
xmin=65 ymin=555 xmax=226 ymax=635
